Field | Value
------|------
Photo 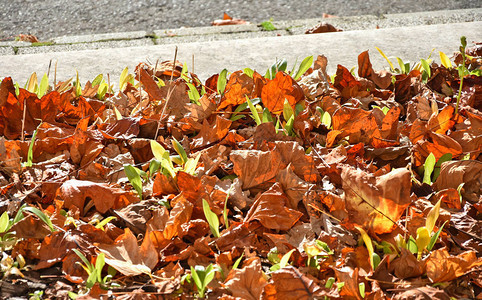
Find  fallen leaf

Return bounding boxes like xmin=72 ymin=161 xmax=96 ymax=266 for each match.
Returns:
xmin=212 ymin=13 xmax=249 ymax=26
xmin=57 ymin=179 xmax=139 ymax=215
xmin=223 ymin=257 xmax=267 ymax=300
xmin=342 ymin=166 xmax=411 ymax=234
xmin=245 ymin=183 xmax=303 ymax=231
xmin=305 ymin=22 xmax=342 ymax=34
xmin=98 ymin=228 xmax=158 ymax=276
xmin=263 ymin=266 xmax=327 ymax=299
xmin=261 ymin=71 xmax=304 ymax=114
xmin=426 ymin=248 xmax=482 ymax=283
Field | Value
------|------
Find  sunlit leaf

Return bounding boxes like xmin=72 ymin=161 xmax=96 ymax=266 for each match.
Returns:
xmin=293 ymin=55 xmax=313 ymax=80
xmin=172 ymin=138 xmax=188 ymax=165
xmin=427 ymin=221 xmax=447 ymax=251
xmin=426 ymin=198 xmax=441 ymax=233
xmin=0 ymin=211 xmax=9 ymax=233
xmin=375 ymin=47 xmax=395 ymax=71
xmin=22 ymin=206 xmax=54 ymax=232
xmin=203 ymin=199 xmax=220 ymax=238
xmin=217 ymin=69 xmax=228 ymax=95
xmin=123 ymin=164 xmax=143 ymax=200
xmin=423 ymin=153 xmax=436 ymax=184
xmin=37 ymin=73 xmax=49 ymax=98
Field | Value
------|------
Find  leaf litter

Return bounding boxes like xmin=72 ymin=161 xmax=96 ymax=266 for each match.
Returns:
xmin=0 ymin=39 xmax=481 ymax=299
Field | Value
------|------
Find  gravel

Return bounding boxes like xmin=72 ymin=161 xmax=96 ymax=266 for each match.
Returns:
xmin=0 ymin=0 xmax=480 ymax=41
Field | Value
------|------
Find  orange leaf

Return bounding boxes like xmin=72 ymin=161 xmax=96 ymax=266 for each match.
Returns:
xmin=261 ymin=71 xmax=304 ymax=114
xmin=219 ymin=70 xmax=265 ymax=110
xmin=426 ymin=248 xmax=482 ymax=283
xmin=58 ymin=179 xmax=139 ymax=215
xmin=342 ymin=167 xmax=411 ymax=234
xmin=245 ymin=183 xmax=303 ymax=231
xmin=224 ymin=257 xmax=267 ymax=300
xmin=137 ymin=66 xmax=163 ymax=101
xmin=263 ymin=267 xmax=327 ymax=299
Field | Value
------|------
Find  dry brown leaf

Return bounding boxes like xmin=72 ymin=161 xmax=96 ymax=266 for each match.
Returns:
xmin=98 ymin=228 xmax=158 ymax=276
xmin=305 ymin=22 xmax=342 ymax=34
xmin=245 ymin=183 xmax=303 ymax=231
xmin=58 ymin=179 xmax=139 ymax=215
xmin=426 ymin=248 xmax=482 ymax=283
xmin=223 ymin=257 xmax=267 ymax=300
xmin=261 ymin=71 xmax=304 ymax=114
xmin=342 ymin=167 xmax=411 ymax=234
xmin=263 ymin=266 xmax=328 ymax=300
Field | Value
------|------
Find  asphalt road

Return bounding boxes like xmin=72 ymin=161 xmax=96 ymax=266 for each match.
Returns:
xmin=1 ymin=0 xmax=481 ymax=40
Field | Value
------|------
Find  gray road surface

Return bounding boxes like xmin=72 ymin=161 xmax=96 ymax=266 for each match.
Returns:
xmin=1 ymin=0 xmax=481 ymax=40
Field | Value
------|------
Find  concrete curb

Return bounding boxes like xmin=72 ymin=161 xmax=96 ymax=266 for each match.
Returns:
xmin=0 ymin=8 xmax=480 ymax=55
xmin=1 ymin=21 xmax=480 ymax=85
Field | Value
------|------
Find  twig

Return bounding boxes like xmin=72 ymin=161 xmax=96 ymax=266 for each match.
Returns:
xmin=155 ymin=46 xmax=178 ymax=139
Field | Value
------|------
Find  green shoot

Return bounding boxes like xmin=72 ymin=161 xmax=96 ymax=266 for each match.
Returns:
xmin=233 ymin=253 xmax=244 ymax=269
xmin=73 ymin=250 xmax=114 ymax=290
xmin=22 ymin=206 xmax=55 ymax=232
xmin=375 ymin=47 xmax=395 ymax=71
xmin=217 ymin=69 xmax=228 ymax=95
xmin=24 ymin=122 xmax=42 ymax=167
xmin=186 ymin=82 xmax=201 ymax=104
xmin=246 ymin=96 xmax=262 ymax=125
xmin=270 ymin=248 xmax=295 ymax=272
xmin=123 ymin=164 xmax=143 ymax=200
xmin=172 ymin=138 xmax=188 ymax=165
xmin=202 ymin=199 xmax=220 ymax=238
xmin=190 ymin=264 xmax=216 ymax=298
xmin=439 ymin=51 xmax=452 ymax=69
xmin=420 ymin=59 xmax=431 ymax=83
xmin=119 ymin=67 xmax=134 ymax=92
xmin=95 ymin=216 xmax=117 ymax=231
xmin=37 ymin=73 xmax=49 ymax=98
xmin=265 ymin=58 xmax=287 ymax=79
xmin=292 ymin=55 xmax=313 ymax=80
xmin=455 ymin=36 xmax=467 ymax=115
xmin=356 ymin=226 xmax=380 ymax=270
xmin=359 ymin=282 xmax=366 ymax=298
xmin=422 ymin=153 xmax=436 ymax=184
xmin=243 ymin=68 xmax=254 ymax=78
xmin=283 ymin=98 xmax=294 ymax=121
xmin=432 ymin=153 xmax=452 ymax=182
xmin=75 ymin=71 xmax=82 ymax=98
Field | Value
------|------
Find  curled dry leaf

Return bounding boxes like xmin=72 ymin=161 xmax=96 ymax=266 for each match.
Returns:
xmin=433 ymin=160 xmax=482 ymax=201
xmin=305 ymin=22 xmax=342 ymax=34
